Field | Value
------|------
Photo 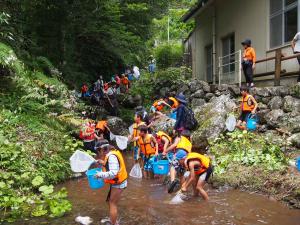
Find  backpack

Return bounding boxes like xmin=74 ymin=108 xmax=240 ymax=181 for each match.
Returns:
xmin=182 ymin=106 xmax=199 ymax=130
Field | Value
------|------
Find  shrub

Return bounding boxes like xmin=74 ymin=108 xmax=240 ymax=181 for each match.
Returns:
xmin=154 ymin=43 xmax=183 ymax=69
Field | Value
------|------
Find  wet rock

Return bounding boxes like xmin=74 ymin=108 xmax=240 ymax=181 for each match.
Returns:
xmin=107 ymin=117 xmax=128 ymax=136
xmin=261 ymin=97 xmax=271 ymax=105
xmin=199 ymin=81 xmax=211 ymax=93
xmin=228 ymin=85 xmax=241 ymax=97
xmin=278 ymin=113 xmax=300 ymax=133
xmin=217 ymin=84 xmax=229 ymax=92
xmin=256 ymin=109 xmax=271 ymax=124
xmin=193 ymin=95 xmax=236 ymax=143
xmin=189 ymin=81 xmax=199 ymax=93
xmin=178 ymin=84 xmax=189 ymax=94
xmin=257 ymin=102 xmax=268 ymax=110
xmin=287 ymin=133 xmax=300 ymax=148
xmin=253 ymin=87 xmax=270 ymax=97
xmin=191 ymin=90 xmax=205 ymax=99
xmin=283 ymin=96 xmax=300 ymax=113
xmin=205 ymin=93 xmax=215 ymax=101
xmin=191 ymin=98 xmax=206 ymax=108
xmin=268 ymin=96 xmax=283 ymax=110
xmin=150 ymin=115 xmax=176 ymax=134
xmin=264 ymin=109 xmax=284 ymax=128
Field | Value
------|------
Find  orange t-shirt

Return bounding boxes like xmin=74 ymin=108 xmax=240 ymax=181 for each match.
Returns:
xmin=243 ymin=47 xmax=256 ymax=63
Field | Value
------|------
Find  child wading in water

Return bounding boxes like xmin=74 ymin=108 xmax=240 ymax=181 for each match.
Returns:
xmin=95 ymin=140 xmax=128 ymax=225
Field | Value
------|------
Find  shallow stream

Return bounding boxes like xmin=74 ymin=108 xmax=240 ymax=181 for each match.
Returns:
xmin=15 ymin=153 xmax=300 ymax=225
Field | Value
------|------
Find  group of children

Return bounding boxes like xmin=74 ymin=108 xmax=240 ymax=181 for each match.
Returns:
xmin=82 ymin=85 xmax=259 ymax=225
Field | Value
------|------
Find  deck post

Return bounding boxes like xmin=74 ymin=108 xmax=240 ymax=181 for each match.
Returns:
xmin=274 ymin=49 xmax=282 ymax=86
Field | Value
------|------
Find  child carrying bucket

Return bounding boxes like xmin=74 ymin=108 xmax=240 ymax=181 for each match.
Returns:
xmin=94 ymin=140 xmax=128 ymax=225
xmin=236 ymin=86 xmax=258 ymax=130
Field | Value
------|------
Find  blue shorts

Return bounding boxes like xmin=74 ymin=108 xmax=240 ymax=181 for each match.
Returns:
xmin=143 ymin=155 xmax=155 ymax=171
xmin=133 ymin=146 xmax=139 ymax=160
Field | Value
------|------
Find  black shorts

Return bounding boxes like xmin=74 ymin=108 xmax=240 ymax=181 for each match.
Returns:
xmin=239 ymin=111 xmax=251 ymax=122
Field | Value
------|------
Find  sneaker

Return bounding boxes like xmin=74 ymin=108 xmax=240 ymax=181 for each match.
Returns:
xmin=168 ymin=179 xmax=179 ymax=193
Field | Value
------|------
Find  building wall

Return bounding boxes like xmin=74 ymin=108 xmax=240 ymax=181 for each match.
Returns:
xmin=191 ymin=0 xmax=299 ymax=85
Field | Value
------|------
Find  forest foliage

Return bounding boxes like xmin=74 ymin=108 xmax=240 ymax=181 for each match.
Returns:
xmin=0 ymin=0 xmax=196 ymax=87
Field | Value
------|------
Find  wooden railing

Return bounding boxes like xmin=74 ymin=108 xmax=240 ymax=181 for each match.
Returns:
xmin=253 ymin=49 xmax=300 ymax=86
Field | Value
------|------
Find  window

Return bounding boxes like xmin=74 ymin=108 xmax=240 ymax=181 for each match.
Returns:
xmin=222 ymin=34 xmax=235 ymax=74
xmin=205 ymin=45 xmax=213 ymax=82
xmin=270 ymin=0 xmax=298 ymax=48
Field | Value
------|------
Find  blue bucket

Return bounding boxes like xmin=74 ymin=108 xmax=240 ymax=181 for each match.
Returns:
xmin=153 ymin=160 xmax=170 ymax=175
xmin=246 ymin=114 xmax=258 ymax=131
xmin=169 ymin=112 xmax=177 ymax=120
xmin=86 ymin=168 xmax=105 ymax=190
xmin=296 ymin=157 xmax=300 ymax=172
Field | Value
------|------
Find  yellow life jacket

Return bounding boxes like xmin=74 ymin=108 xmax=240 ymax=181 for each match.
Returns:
xmin=169 ymin=97 xmax=179 ymax=109
xmin=133 ymin=122 xmax=145 ymax=147
xmin=153 ymin=99 xmax=164 ymax=111
xmin=185 ymin=152 xmax=210 ymax=175
xmin=156 ymin=131 xmax=172 ymax=143
xmin=241 ymin=94 xmax=255 ymax=112
xmin=103 ymin=150 xmax=128 ymax=185
xmin=138 ymin=134 xmax=156 ymax=156
xmin=176 ymin=136 xmax=192 ymax=153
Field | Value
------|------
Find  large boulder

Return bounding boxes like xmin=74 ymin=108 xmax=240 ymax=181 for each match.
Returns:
xmin=277 ymin=112 xmax=300 ymax=134
xmin=107 ymin=117 xmax=128 ymax=136
xmin=191 ymin=90 xmax=205 ymax=99
xmin=192 ymin=95 xmax=237 ymax=143
xmin=268 ymin=96 xmax=283 ymax=110
xmin=228 ymin=85 xmax=241 ymax=97
xmin=283 ymin=96 xmax=300 ymax=113
xmin=287 ymin=133 xmax=300 ymax=148
xmin=123 ymin=94 xmax=142 ymax=108
xmin=198 ymin=80 xmax=211 ymax=93
xmin=264 ymin=109 xmax=284 ymax=128
xmin=191 ymin=98 xmax=206 ymax=108
xmin=205 ymin=93 xmax=215 ymax=101
xmin=150 ymin=115 xmax=176 ymax=134
xmin=253 ymin=87 xmax=270 ymax=97
xmin=189 ymin=80 xmax=199 ymax=93
xmin=256 ymin=109 xmax=270 ymax=124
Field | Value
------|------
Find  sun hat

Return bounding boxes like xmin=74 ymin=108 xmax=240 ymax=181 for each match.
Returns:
xmin=175 ymin=93 xmax=187 ymax=104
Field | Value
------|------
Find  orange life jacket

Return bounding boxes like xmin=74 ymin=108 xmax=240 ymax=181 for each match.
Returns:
xmin=241 ymin=94 xmax=255 ymax=112
xmin=121 ymin=77 xmax=129 ymax=85
xmin=185 ymin=152 xmax=210 ymax=175
xmin=103 ymin=150 xmax=128 ymax=185
xmin=138 ymin=134 xmax=156 ymax=156
xmin=169 ymin=97 xmax=179 ymax=109
xmin=176 ymin=136 xmax=192 ymax=153
xmin=156 ymin=131 xmax=172 ymax=153
xmin=153 ymin=99 xmax=164 ymax=111
xmin=96 ymin=120 xmax=107 ymax=131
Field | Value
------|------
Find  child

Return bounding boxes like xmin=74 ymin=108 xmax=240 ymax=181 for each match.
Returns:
xmin=95 ymin=140 xmax=128 ymax=225
xmin=236 ymin=86 xmax=258 ymax=130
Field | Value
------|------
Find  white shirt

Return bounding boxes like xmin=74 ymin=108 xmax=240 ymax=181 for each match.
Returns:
xmin=133 ymin=66 xmax=140 ymax=78
xmin=293 ymin=32 xmax=300 ymax=53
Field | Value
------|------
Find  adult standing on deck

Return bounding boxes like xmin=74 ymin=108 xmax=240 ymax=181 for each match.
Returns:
xmin=291 ymin=31 xmax=300 ymax=83
xmin=241 ymin=39 xmax=256 ymax=88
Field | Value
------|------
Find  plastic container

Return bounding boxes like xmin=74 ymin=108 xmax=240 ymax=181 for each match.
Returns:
xmin=86 ymin=168 xmax=105 ymax=189
xmin=246 ymin=114 xmax=258 ymax=131
xmin=296 ymin=157 xmax=300 ymax=172
xmin=153 ymin=160 xmax=170 ymax=175
xmin=169 ymin=112 xmax=177 ymax=120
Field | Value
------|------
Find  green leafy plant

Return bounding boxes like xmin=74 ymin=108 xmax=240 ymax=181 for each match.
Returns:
xmin=210 ymin=130 xmax=288 ymax=175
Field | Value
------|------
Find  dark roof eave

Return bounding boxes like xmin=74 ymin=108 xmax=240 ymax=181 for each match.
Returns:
xmin=182 ymin=0 xmax=213 ymax=23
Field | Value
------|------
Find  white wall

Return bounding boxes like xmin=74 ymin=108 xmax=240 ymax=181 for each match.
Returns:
xmin=191 ymin=0 xmax=299 ymax=85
